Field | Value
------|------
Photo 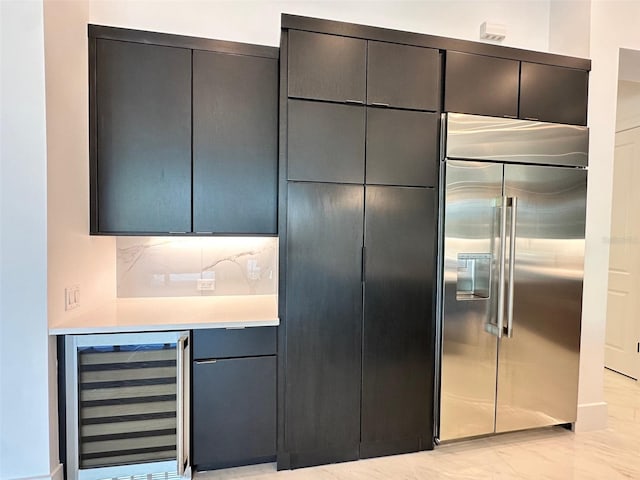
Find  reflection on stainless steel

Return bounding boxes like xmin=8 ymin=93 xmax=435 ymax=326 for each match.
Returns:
xmin=440 ymin=160 xmax=502 ymax=441
xmin=496 ymin=164 xmax=586 ymax=433
xmin=446 ymin=113 xmax=589 ymax=167
xmin=439 ymin=114 xmax=587 ymax=442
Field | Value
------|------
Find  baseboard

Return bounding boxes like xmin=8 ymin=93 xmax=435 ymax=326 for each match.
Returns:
xmin=574 ymin=401 xmax=608 ymax=432
xmin=10 ymin=463 xmax=64 ymax=480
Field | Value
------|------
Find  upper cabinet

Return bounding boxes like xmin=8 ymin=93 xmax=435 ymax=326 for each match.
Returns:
xmin=288 ymin=30 xmax=366 ymax=103
xmin=90 ymin=26 xmax=278 ymax=235
xmin=445 ymin=51 xmax=589 ymax=125
xmin=288 ymin=30 xmax=441 ymax=112
xmin=367 ymin=41 xmax=441 ymax=111
xmin=192 ymin=50 xmax=278 ymax=234
xmin=94 ymin=40 xmax=192 ymax=234
xmin=444 ymin=51 xmax=520 ymax=119
xmin=519 ymin=62 xmax=588 ymax=126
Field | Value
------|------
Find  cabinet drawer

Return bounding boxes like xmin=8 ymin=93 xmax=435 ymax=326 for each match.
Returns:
xmin=192 ymin=326 xmax=277 ymax=360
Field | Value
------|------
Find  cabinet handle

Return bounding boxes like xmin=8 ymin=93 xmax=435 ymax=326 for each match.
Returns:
xmin=195 ymin=232 xmax=213 ymax=234
xmin=169 ymin=231 xmax=187 ymax=234
xmin=371 ymin=102 xmax=390 ymax=107
xmin=503 ymin=114 xmax=518 ymax=119
xmin=524 ymin=117 xmax=539 ymax=121
xmin=225 ymin=326 xmax=246 ymax=330
xmin=195 ymin=359 xmax=218 ymax=365
xmin=345 ymin=99 xmax=364 ymax=105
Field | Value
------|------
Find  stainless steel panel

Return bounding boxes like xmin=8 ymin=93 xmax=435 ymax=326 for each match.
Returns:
xmin=496 ymin=165 xmax=586 ymax=433
xmin=446 ymin=113 xmax=589 ymax=167
xmin=439 ymin=160 xmax=503 ymax=441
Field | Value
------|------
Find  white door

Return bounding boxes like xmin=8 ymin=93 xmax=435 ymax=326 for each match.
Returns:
xmin=605 ymin=126 xmax=640 ymax=380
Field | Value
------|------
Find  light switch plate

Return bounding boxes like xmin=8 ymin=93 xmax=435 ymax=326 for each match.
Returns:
xmin=65 ymin=285 xmax=80 ymax=311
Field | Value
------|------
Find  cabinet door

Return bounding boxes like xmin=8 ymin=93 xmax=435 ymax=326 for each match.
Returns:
xmin=444 ymin=51 xmax=519 ymax=119
xmin=96 ymin=39 xmax=191 ymax=233
xmin=193 ymin=50 xmax=278 ymax=234
xmin=288 ymin=30 xmax=366 ymax=103
xmin=366 ymin=109 xmax=439 ymax=187
xmin=519 ymin=62 xmax=588 ymax=125
xmin=361 ymin=186 xmax=435 ymax=458
xmin=193 ymin=356 xmax=276 ymax=469
xmin=367 ymin=41 xmax=441 ymax=111
xmin=285 ymin=182 xmax=364 ymax=468
xmin=288 ymin=100 xmax=365 ymax=183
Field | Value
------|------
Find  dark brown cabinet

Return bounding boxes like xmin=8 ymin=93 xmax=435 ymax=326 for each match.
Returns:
xmin=288 ymin=29 xmax=366 ymax=103
xmin=193 ymin=356 xmax=277 ymax=469
xmin=94 ymin=39 xmax=192 ymax=234
xmin=445 ymin=51 xmax=589 ymax=125
xmin=519 ymin=62 xmax=588 ymax=125
xmin=192 ymin=327 xmax=277 ymax=470
xmin=281 ymin=24 xmax=440 ymax=470
xmin=444 ymin=51 xmax=520 ymax=119
xmin=367 ymin=41 xmax=441 ymax=111
xmin=284 ymin=182 xmax=364 ymax=468
xmin=287 ymin=100 xmax=366 ymax=183
xmin=193 ymin=50 xmax=278 ymax=234
xmin=361 ymin=186 xmax=435 ymax=458
xmin=366 ymin=109 xmax=439 ymax=186
xmin=90 ymin=27 xmax=278 ymax=235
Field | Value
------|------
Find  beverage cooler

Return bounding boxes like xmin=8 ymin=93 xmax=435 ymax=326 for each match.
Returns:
xmin=63 ymin=332 xmax=190 ymax=480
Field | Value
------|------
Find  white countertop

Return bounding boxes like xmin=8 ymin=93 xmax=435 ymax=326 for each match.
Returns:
xmin=48 ymin=294 xmax=279 ymax=335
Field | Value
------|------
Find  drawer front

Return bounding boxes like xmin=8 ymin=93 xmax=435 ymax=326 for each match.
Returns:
xmin=193 ymin=326 xmax=277 ymax=360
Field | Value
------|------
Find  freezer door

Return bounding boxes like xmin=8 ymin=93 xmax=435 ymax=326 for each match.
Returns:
xmin=496 ymin=164 xmax=586 ymax=433
xmin=439 ymin=160 xmax=503 ymax=441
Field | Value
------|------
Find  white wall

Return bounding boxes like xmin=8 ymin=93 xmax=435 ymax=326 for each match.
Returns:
xmin=569 ymin=0 xmax=640 ymax=432
xmin=90 ymin=0 xmax=551 ymax=51
xmin=0 ymin=1 xmax=54 ymax=478
xmin=548 ymin=0 xmax=590 ymax=58
xmin=44 ymin=0 xmax=116 ymax=329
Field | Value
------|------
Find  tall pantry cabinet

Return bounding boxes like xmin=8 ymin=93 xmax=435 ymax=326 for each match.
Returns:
xmin=278 ymin=19 xmax=440 ymax=469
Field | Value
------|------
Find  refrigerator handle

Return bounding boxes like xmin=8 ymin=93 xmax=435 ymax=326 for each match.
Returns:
xmin=506 ymin=197 xmax=518 ymax=338
xmin=496 ymin=195 xmax=508 ymax=338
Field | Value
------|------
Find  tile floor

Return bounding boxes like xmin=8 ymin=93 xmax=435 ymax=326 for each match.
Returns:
xmin=197 ymin=369 xmax=640 ymax=480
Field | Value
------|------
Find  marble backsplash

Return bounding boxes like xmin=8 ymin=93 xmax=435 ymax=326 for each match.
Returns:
xmin=116 ymin=237 xmax=277 ymax=298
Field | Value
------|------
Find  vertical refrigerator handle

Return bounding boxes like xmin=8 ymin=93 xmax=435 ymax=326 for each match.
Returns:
xmin=177 ymin=334 xmax=191 ymax=478
xmin=506 ymin=197 xmax=518 ymax=338
xmin=496 ymin=195 xmax=508 ymax=339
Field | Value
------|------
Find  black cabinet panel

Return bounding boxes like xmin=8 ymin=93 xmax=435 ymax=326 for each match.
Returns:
xmin=366 ymin=109 xmax=439 ymax=187
xmin=288 ymin=100 xmax=365 ymax=183
xmin=285 ymin=182 xmax=364 ymax=466
xmin=361 ymin=186 xmax=435 ymax=456
xmin=193 ymin=50 xmax=278 ymax=234
xmin=193 ymin=327 xmax=277 ymax=360
xmin=444 ymin=51 xmax=519 ymax=119
xmin=288 ymin=30 xmax=366 ymax=102
xmin=96 ymin=39 xmax=191 ymax=233
xmin=367 ymin=41 xmax=441 ymax=111
xmin=193 ymin=356 xmax=276 ymax=469
xmin=520 ymin=62 xmax=588 ymax=125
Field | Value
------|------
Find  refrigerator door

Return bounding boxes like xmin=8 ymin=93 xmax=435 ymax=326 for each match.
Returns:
xmin=496 ymin=164 xmax=586 ymax=433
xmin=439 ymin=160 xmax=504 ymax=441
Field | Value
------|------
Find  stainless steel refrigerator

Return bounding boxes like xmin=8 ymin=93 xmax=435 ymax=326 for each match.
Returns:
xmin=437 ymin=113 xmax=588 ymax=442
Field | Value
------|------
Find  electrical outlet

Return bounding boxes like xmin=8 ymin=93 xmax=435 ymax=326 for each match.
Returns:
xmin=197 ymin=278 xmax=215 ymax=291
xmin=65 ymin=285 xmax=80 ymax=311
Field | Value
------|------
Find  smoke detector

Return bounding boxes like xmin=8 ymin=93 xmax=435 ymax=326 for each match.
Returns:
xmin=480 ymin=22 xmax=507 ymax=42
